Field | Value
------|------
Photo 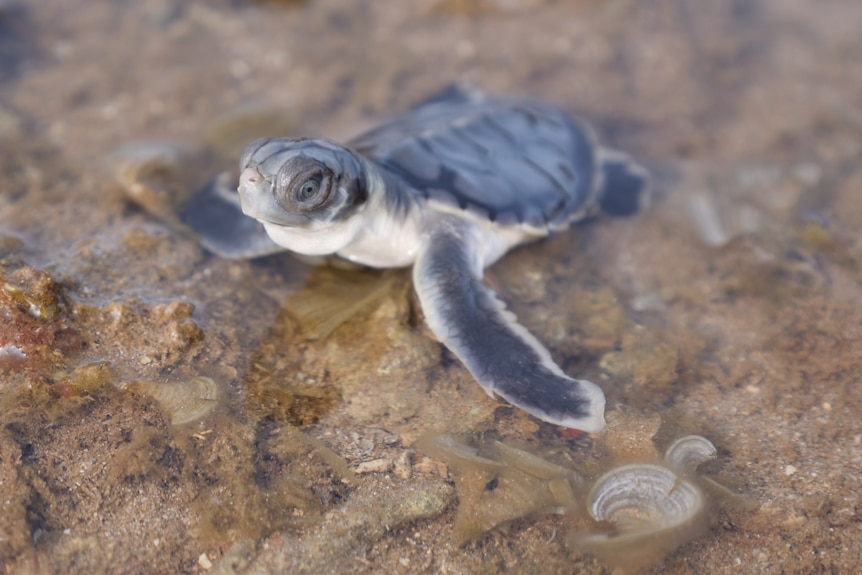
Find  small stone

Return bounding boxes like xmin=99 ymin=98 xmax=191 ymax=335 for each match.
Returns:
xmin=154 ymin=301 xmax=195 ymax=322
xmin=168 ymin=318 xmax=205 ymax=349
xmin=414 ymin=455 xmax=448 ymax=476
xmin=357 ymin=437 xmax=375 ymax=455
xmin=784 ymin=465 xmax=798 ymax=476
xmin=394 ymin=451 xmax=413 ymax=480
xmin=354 ymin=458 xmax=393 ymax=474
xmin=198 ymin=552 xmax=213 ymax=570
xmin=107 ymin=141 xmax=190 ymax=222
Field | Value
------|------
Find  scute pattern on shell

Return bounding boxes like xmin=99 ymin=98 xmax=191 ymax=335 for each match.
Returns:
xmin=349 ymin=85 xmax=599 ymax=232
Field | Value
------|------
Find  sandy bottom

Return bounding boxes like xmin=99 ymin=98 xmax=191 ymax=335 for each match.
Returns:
xmin=1 ymin=0 xmax=861 ymax=573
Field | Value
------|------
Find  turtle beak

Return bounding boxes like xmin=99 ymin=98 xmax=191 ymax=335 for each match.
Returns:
xmin=238 ymin=166 xmax=264 ymax=197
xmin=237 ymin=166 xmax=275 ymax=221
xmin=237 ymin=166 xmax=308 ymax=228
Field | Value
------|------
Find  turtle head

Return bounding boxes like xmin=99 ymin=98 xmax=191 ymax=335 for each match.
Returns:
xmin=237 ymin=138 xmax=369 ymax=255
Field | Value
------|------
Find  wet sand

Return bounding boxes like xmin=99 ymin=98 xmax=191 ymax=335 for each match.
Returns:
xmin=1 ymin=1 xmax=861 ymax=573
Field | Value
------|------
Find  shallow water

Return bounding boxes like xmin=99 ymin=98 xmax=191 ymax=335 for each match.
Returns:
xmin=2 ymin=0 xmax=862 ymax=573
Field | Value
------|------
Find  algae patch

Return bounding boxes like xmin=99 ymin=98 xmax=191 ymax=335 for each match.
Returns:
xmin=419 ymin=435 xmax=583 ymax=546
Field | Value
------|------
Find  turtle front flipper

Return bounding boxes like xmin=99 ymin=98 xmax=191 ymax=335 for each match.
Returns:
xmin=182 ymin=172 xmax=286 ymax=259
xmin=413 ymin=220 xmax=606 ymax=433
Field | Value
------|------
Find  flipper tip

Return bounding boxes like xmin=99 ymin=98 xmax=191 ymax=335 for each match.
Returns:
xmin=554 ymin=378 xmax=606 ymax=433
xmin=493 ymin=375 xmax=607 ymax=434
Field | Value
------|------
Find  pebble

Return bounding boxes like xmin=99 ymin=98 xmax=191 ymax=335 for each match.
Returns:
xmin=354 ymin=458 xmax=393 ymax=474
xmin=414 ymin=455 xmax=448 ymax=476
xmin=393 ymin=451 xmax=413 ymax=480
xmin=198 ymin=552 xmax=213 ymax=570
xmin=241 ymin=479 xmax=453 ymax=573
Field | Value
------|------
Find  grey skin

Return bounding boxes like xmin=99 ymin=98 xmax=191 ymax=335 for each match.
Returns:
xmin=184 ymin=85 xmax=649 ymax=433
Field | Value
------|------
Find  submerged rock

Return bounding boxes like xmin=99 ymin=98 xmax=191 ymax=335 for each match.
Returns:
xmin=0 ymin=260 xmax=83 ymax=371
xmin=238 ymin=478 xmax=454 ymax=574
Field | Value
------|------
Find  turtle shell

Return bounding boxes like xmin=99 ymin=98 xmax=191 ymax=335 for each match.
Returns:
xmin=349 ymin=85 xmax=600 ymax=231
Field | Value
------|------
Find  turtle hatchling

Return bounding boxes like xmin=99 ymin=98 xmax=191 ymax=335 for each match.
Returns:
xmin=185 ymin=85 xmax=649 ymax=433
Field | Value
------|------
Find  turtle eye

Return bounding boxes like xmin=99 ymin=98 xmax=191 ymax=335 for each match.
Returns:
xmin=296 ymin=177 xmax=321 ymax=202
xmin=274 ymin=154 xmax=335 ymax=214
xmin=283 ymin=169 xmax=332 ymax=213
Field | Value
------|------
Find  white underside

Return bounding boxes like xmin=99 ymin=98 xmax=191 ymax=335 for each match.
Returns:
xmin=337 ymin=201 xmax=542 ymax=270
xmin=263 ymin=185 xmax=545 ymax=270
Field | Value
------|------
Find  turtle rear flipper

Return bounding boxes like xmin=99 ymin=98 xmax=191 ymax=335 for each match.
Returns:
xmin=182 ymin=172 xmax=285 ymax=259
xmin=597 ymin=148 xmax=651 ymax=217
xmin=413 ymin=218 xmax=606 ymax=433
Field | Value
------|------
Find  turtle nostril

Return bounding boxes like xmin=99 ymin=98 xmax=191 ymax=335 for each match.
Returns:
xmin=239 ymin=166 xmax=263 ymax=187
xmin=237 ymin=167 xmax=268 ymax=215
